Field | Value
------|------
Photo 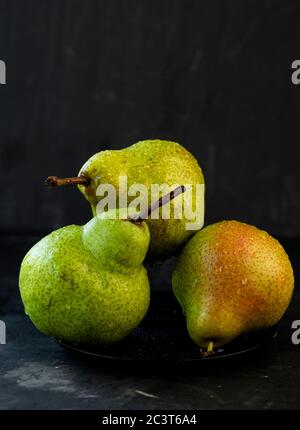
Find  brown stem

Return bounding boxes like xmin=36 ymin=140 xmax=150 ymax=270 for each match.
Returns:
xmin=131 ymin=185 xmax=186 ymax=222
xmin=201 ymin=340 xmax=215 ymax=358
xmin=45 ymin=175 xmax=90 ymax=187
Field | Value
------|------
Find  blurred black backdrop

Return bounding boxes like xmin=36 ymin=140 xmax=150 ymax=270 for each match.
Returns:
xmin=0 ymin=0 xmax=299 ymax=237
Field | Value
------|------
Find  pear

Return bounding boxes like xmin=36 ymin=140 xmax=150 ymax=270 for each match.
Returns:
xmin=19 ymin=209 xmax=150 ymax=344
xmin=46 ymin=139 xmax=205 ymax=260
xmin=172 ymin=221 xmax=294 ymax=351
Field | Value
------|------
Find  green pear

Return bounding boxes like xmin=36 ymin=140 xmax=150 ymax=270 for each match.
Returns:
xmin=19 ymin=209 xmax=150 ymax=344
xmin=172 ymin=221 xmax=294 ymax=351
xmin=47 ymin=140 xmax=205 ymax=260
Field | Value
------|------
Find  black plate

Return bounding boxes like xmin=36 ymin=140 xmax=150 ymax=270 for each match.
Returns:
xmin=58 ymin=291 xmax=277 ymax=362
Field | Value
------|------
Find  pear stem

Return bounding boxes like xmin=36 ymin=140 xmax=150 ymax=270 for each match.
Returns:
xmin=200 ymin=341 xmax=215 ymax=357
xmin=131 ymin=185 xmax=186 ymax=222
xmin=45 ymin=175 xmax=90 ymax=187
xmin=207 ymin=341 xmax=214 ymax=353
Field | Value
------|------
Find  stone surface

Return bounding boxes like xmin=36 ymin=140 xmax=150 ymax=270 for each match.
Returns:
xmin=0 ymin=234 xmax=299 ymax=410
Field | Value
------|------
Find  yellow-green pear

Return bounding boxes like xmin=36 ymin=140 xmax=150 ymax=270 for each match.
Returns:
xmin=19 ymin=209 xmax=150 ymax=344
xmin=172 ymin=221 xmax=294 ymax=350
xmin=47 ymin=140 xmax=205 ymax=260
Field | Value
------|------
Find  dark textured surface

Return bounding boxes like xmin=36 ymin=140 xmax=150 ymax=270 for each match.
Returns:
xmin=0 ymin=234 xmax=299 ymax=410
xmin=0 ymin=0 xmax=300 ymax=236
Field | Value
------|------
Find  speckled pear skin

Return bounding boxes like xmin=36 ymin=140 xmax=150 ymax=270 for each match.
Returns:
xmin=172 ymin=221 xmax=294 ymax=349
xmin=19 ymin=211 xmax=150 ymax=344
xmin=77 ymin=139 xmax=205 ymax=260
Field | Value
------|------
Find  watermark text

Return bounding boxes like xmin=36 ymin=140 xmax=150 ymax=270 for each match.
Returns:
xmin=0 ymin=60 xmax=6 ymax=85
xmin=95 ymin=176 xmax=205 ymax=230
xmin=0 ymin=320 xmax=6 ymax=344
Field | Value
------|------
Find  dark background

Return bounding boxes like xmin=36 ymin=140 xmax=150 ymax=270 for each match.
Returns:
xmin=0 ymin=0 xmax=299 ymax=237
